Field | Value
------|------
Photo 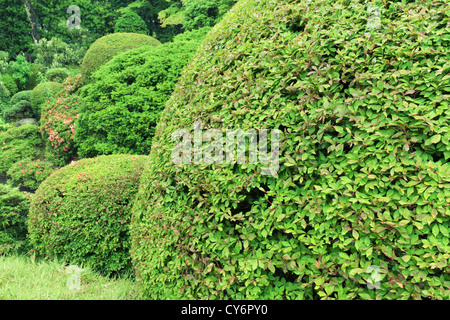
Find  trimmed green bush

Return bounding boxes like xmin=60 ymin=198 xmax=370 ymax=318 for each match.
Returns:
xmin=30 ymin=82 xmax=64 ymax=111
xmin=75 ymin=29 xmax=208 ymax=158
xmin=3 ymin=100 xmax=34 ymax=123
xmin=10 ymin=90 xmax=32 ymax=106
xmin=45 ymin=67 xmax=71 ymax=83
xmin=7 ymin=158 xmax=56 ymax=192
xmin=28 ymin=154 xmax=148 ymax=276
xmin=0 ymin=125 xmax=45 ymax=175
xmin=130 ymin=0 xmax=450 ymax=300
xmin=0 ymin=184 xmax=30 ymax=255
xmin=114 ymin=10 xmax=148 ymax=35
xmin=80 ymin=33 xmax=161 ymax=83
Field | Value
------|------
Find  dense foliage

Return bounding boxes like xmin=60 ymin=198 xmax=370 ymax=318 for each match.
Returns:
xmin=0 ymin=125 xmax=45 ymax=175
xmin=114 ymin=10 xmax=149 ymax=34
xmin=6 ymin=158 xmax=56 ymax=192
xmin=0 ymin=184 xmax=30 ymax=255
xmin=30 ymin=82 xmax=64 ymax=111
xmin=75 ymin=28 xmax=209 ymax=157
xmin=130 ymin=0 xmax=450 ymax=300
xmin=40 ymin=90 xmax=80 ymax=166
xmin=80 ymin=33 xmax=161 ymax=82
xmin=28 ymin=154 xmax=148 ymax=276
xmin=45 ymin=68 xmax=71 ymax=83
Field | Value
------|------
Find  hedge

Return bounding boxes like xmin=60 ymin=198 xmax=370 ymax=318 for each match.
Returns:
xmin=130 ymin=0 xmax=450 ymax=300
xmin=75 ymin=28 xmax=209 ymax=158
xmin=0 ymin=184 xmax=30 ymax=255
xmin=28 ymin=154 xmax=148 ymax=276
xmin=80 ymin=33 xmax=161 ymax=83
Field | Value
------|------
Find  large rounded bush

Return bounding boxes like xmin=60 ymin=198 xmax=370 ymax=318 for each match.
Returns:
xmin=28 ymin=154 xmax=148 ymax=276
xmin=75 ymin=28 xmax=209 ymax=158
xmin=0 ymin=184 xmax=30 ymax=255
xmin=130 ymin=0 xmax=450 ymax=300
xmin=80 ymin=33 xmax=161 ymax=83
xmin=30 ymin=82 xmax=64 ymax=110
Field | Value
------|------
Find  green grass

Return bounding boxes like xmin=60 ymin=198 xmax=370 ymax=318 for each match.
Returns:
xmin=0 ymin=254 xmax=142 ymax=300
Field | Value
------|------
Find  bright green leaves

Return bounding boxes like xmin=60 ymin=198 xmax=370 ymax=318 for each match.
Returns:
xmin=130 ymin=0 xmax=450 ymax=300
xmin=28 ymin=155 xmax=148 ymax=276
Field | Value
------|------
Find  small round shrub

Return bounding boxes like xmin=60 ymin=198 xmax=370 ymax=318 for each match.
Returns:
xmin=0 ymin=184 xmax=30 ymax=255
xmin=1 ymin=74 xmax=18 ymax=97
xmin=10 ymin=90 xmax=32 ymax=106
xmin=30 ymin=82 xmax=64 ymax=110
xmin=130 ymin=0 xmax=450 ymax=300
xmin=40 ymin=91 xmax=80 ymax=166
xmin=0 ymin=125 xmax=45 ymax=174
xmin=80 ymin=33 xmax=161 ymax=83
xmin=75 ymin=30 xmax=207 ymax=158
xmin=7 ymin=158 xmax=56 ymax=192
xmin=3 ymin=100 xmax=35 ymax=123
xmin=45 ymin=67 xmax=71 ymax=83
xmin=114 ymin=10 xmax=148 ymax=34
xmin=28 ymin=154 xmax=148 ymax=276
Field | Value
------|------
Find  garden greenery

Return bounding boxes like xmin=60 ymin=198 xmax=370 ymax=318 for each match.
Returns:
xmin=28 ymin=154 xmax=148 ymax=276
xmin=130 ymin=0 xmax=450 ymax=300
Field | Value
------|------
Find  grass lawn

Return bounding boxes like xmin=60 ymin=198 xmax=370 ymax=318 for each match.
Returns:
xmin=0 ymin=254 xmax=142 ymax=300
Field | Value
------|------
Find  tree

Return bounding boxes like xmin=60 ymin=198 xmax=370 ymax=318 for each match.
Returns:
xmin=23 ymin=0 xmax=40 ymax=44
xmin=157 ymin=0 xmax=238 ymax=31
xmin=0 ymin=0 xmax=33 ymax=57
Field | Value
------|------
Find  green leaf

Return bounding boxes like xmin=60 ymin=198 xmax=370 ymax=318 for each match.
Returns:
xmin=425 ymin=134 xmax=441 ymax=146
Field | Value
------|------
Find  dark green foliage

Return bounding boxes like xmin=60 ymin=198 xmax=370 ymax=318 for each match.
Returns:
xmin=130 ymin=0 xmax=450 ymax=300
xmin=0 ymin=184 xmax=30 ymax=255
xmin=0 ymin=1 xmax=33 ymax=57
xmin=10 ymin=90 xmax=32 ymax=106
xmin=28 ymin=154 xmax=148 ymax=276
xmin=45 ymin=68 xmax=70 ymax=83
xmin=114 ymin=10 xmax=148 ymax=35
xmin=3 ymin=100 xmax=35 ymax=123
xmin=30 ymin=82 xmax=64 ymax=110
xmin=0 ymin=125 xmax=45 ymax=175
xmin=4 ymin=90 xmax=35 ymax=123
xmin=1 ymin=74 xmax=18 ymax=97
xmin=75 ymin=29 xmax=208 ymax=158
xmin=25 ymin=65 xmax=41 ymax=91
xmin=80 ymin=33 xmax=161 ymax=83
